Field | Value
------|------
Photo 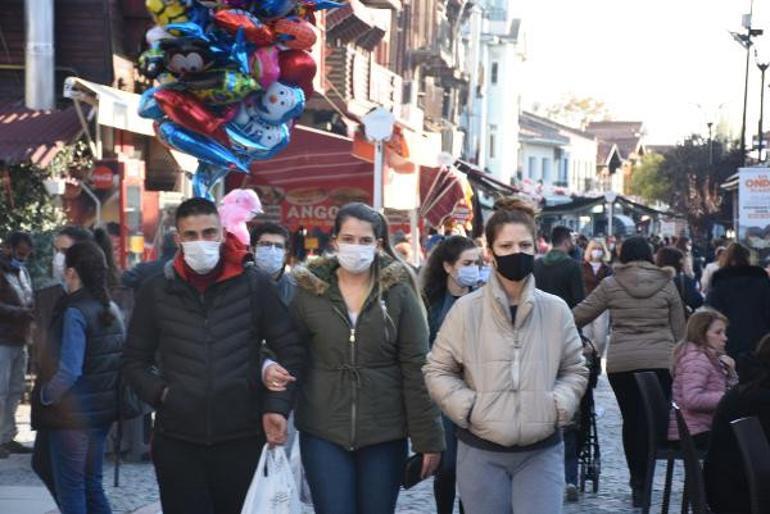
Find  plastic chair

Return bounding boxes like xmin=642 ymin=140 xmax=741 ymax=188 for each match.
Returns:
xmin=634 ymin=371 xmax=682 ymax=514
xmin=673 ymin=404 xmax=711 ymax=514
xmin=731 ymin=416 xmax=770 ymax=514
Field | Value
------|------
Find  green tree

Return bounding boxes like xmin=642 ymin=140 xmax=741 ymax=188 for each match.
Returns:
xmin=629 ymin=153 xmax=669 ymax=204
xmin=656 ymin=136 xmax=742 ymax=241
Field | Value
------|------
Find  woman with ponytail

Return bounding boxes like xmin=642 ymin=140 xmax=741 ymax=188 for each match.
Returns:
xmin=31 ymin=240 xmax=124 ymax=513
xmin=424 ymin=197 xmax=588 ymax=514
xmin=266 ymin=202 xmax=444 ymax=514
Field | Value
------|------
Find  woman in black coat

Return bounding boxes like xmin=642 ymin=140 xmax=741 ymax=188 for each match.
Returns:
xmin=706 ymin=242 xmax=770 ymax=367
xmin=703 ymin=334 xmax=770 ymax=514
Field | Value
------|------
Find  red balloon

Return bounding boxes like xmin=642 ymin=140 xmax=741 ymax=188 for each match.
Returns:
xmin=278 ymin=50 xmax=316 ymax=98
xmin=213 ymin=9 xmax=275 ymax=47
xmin=273 ymin=17 xmax=317 ymax=50
xmin=153 ymin=89 xmax=229 ymax=145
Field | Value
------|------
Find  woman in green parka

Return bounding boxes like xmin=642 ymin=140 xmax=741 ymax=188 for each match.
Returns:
xmin=268 ymin=202 xmax=444 ymax=514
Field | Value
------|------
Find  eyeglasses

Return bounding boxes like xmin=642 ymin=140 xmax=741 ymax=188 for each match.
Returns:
xmin=256 ymin=241 xmax=286 ymax=250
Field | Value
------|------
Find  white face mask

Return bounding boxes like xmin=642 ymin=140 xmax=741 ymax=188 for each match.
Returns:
xmin=337 ymin=243 xmax=376 ymax=274
xmin=255 ymin=245 xmax=285 ymax=276
xmin=181 ymin=241 xmax=222 ymax=274
xmin=53 ymin=251 xmax=66 ymax=282
xmin=591 ymin=249 xmax=604 ymax=261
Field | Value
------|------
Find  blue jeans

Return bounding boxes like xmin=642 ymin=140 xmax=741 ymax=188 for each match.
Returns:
xmin=300 ymin=432 xmax=407 ymax=514
xmin=564 ymin=427 xmax=579 ymax=485
xmin=49 ymin=426 xmax=112 ymax=514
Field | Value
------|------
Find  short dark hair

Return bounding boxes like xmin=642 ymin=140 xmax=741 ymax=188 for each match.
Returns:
xmin=551 ymin=226 xmax=572 ymax=247
xmin=655 ymin=246 xmax=684 ymax=273
xmin=250 ymin=222 xmax=290 ymax=247
xmin=57 ymin=226 xmax=93 ymax=243
xmin=724 ymin=242 xmax=751 ymax=268
xmin=175 ymin=198 xmax=219 ymax=227
xmin=619 ymin=236 xmax=654 ymax=264
xmin=8 ymin=231 xmax=33 ymax=249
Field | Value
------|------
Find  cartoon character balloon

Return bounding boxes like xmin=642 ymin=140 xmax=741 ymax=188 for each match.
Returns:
xmin=139 ymin=0 xmax=335 ymax=197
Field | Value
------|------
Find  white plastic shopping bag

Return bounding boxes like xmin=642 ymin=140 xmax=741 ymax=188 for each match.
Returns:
xmin=240 ymin=444 xmax=302 ymax=514
xmin=289 ymin=435 xmax=313 ymax=505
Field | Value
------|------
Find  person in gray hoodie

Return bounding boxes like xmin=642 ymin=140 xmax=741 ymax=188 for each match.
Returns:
xmin=573 ymin=236 xmax=686 ymax=508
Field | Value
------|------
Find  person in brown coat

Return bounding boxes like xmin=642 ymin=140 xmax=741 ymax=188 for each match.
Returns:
xmin=573 ymin=236 xmax=686 ymax=508
xmin=580 ymin=239 xmax=612 ymax=356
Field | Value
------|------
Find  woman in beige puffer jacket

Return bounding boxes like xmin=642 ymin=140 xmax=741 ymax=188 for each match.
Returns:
xmin=424 ymin=198 xmax=588 ymax=514
xmin=573 ymin=236 xmax=686 ymax=508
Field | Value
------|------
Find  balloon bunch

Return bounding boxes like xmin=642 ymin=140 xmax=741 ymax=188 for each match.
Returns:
xmin=137 ymin=0 xmax=340 ymax=198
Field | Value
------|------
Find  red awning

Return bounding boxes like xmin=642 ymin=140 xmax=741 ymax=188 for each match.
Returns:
xmin=229 ymin=125 xmax=373 ymax=231
xmin=0 ymin=101 xmax=82 ymax=166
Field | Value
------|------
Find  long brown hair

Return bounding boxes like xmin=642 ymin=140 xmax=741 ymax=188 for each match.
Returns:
xmin=672 ymin=307 xmax=728 ymax=365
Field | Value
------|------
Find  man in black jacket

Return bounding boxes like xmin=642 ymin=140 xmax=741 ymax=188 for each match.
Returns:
xmin=122 ymin=198 xmax=304 ymax=514
xmin=533 ymin=225 xmax=586 ymax=502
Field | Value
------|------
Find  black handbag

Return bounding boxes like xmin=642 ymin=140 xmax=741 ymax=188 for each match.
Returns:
xmin=402 ymin=453 xmax=425 ymax=489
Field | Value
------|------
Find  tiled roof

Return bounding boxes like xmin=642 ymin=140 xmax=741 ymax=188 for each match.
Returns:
xmin=0 ymin=101 xmax=82 ymax=167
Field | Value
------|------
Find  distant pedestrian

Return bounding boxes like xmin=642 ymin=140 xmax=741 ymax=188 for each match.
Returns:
xmin=122 ymin=198 xmax=304 ymax=514
xmin=573 ymin=236 xmax=686 ymax=507
xmin=706 ymin=242 xmax=770 ymax=372
xmin=250 ymin=222 xmax=295 ymax=306
xmin=580 ymin=239 xmax=612 ymax=356
xmin=655 ymin=246 xmax=703 ymax=315
xmin=421 ymin=235 xmax=480 ymax=514
xmin=667 ymin=308 xmax=737 ymax=450
xmin=284 ymin=202 xmax=444 ymax=514
xmin=0 ymin=231 xmax=35 ymax=459
xmin=700 ymin=246 xmax=726 ymax=296
xmin=533 ymin=225 xmax=587 ymax=502
xmin=31 ymin=240 xmax=125 ymax=513
xmin=92 ymin=228 xmax=121 ymax=288
xmin=120 ymin=231 xmax=177 ymax=292
xmin=533 ymin=226 xmax=585 ymax=308
xmin=425 ymin=197 xmax=587 ymax=514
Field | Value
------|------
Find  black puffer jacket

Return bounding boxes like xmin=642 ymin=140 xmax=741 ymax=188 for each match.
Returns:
xmin=122 ymin=260 xmax=303 ymax=445
xmin=31 ymin=290 xmax=124 ymax=429
xmin=706 ymin=265 xmax=770 ymax=360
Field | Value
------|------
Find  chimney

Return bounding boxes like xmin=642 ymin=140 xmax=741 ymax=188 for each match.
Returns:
xmin=25 ymin=0 xmax=55 ymax=110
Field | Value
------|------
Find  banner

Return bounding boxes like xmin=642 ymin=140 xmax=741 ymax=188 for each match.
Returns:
xmin=738 ymin=167 xmax=770 ymax=252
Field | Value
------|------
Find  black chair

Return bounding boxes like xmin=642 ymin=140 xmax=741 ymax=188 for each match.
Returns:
xmin=731 ymin=417 xmax=770 ymax=514
xmin=673 ymin=404 xmax=711 ymax=514
xmin=635 ymin=371 xmax=682 ymax=514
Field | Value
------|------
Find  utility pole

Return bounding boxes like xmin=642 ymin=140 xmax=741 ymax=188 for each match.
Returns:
xmin=756 ymin=53 xmax=769 ymax=162
xmin=707 ymin=121 xmax=714 ymax=165
xmin=732 ymin=1 xmax=763 ymax=165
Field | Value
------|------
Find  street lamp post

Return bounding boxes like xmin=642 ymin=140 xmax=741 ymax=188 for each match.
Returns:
xmin=756 ymin=47 xmax=770 ymax=162
xmin=362 ymin=107 xmax=395 ymax=211
xmin=707 ymin=121 xmax=714 ymax=165
xmin=731 ymin=3 xmax=764 ymax=165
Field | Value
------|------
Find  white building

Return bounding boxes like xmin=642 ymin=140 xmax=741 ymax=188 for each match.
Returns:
xmin=460 ymin=1 xmax=526 ymax=186
xmin=518 ymin=111 xmax=598 ymax=195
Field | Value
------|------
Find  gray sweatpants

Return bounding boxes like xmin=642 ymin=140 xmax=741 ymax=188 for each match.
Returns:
xmin=457 ymin=439 xmax=565 ymax=514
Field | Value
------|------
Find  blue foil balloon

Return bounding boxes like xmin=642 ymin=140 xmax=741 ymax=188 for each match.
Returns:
xmin=254 ymin=0 xmax=296 ymax=19
xmin=191 ymin=163 xmax=237 ymax=199
xmin=138 ymin=88 xmax=165 ymax=120
xmin=157 ymin=121 xmax=249 ymax=173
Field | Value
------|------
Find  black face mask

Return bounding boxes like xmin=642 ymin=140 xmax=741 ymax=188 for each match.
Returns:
xmin=494 ymin=252 xmax=534 ymax=282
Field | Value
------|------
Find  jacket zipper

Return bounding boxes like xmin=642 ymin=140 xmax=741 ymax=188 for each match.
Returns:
xmin=200 ymin=291 xmax=213 ymax=443
xmin=332 ymin=306 xmax=359 ymax=450
xmin=512 ymin=325 xmax=522 ymax=442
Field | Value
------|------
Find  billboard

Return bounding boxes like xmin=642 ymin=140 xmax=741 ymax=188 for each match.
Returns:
xmin=738 ymin=167 xmax=770 ymax=253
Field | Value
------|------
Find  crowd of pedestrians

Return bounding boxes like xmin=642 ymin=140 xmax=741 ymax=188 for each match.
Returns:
xmin=2 ymin=196 xmax=770 ymax=514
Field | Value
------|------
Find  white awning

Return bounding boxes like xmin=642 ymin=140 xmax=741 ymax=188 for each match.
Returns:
xmin=63 ymin=77 xmax=155 ymax=137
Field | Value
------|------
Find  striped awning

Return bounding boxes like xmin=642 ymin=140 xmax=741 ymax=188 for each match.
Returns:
xmin=0 ymin=101 xmax=82 ymax=167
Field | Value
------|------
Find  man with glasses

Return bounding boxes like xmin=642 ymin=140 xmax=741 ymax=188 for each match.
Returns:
xmin=250 ymin=223 xmax=295 ymax=306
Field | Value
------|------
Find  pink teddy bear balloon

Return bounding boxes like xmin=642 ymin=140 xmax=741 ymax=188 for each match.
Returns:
xmin=219 ymin=188 xmax=263 ymax=245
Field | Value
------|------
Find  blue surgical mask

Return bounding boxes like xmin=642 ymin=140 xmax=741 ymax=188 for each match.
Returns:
xmin=255 ymin=245 xmax=285 ymax=276
xmin=478 ymin=265 xmax=492 ymax=284
xmin=9 ymin=257 xmax=26 ymax=270
xmin=456 ymin=265 xmax=480 ymax=287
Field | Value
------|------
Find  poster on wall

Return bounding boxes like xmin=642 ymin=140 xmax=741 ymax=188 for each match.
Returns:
xmin=738 ymin=167 xmax=770 ymax=254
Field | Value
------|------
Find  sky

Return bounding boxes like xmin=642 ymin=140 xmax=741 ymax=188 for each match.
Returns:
xmin=516 ymin=0 xmax=770 ymax=144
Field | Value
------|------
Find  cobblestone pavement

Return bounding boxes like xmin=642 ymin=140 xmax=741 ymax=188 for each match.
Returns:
xmin=1 ymin=373 xmax=686 ymax=513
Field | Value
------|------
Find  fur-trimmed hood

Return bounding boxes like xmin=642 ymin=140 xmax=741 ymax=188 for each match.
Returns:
xmin=292 ymin=254 xmax=412 ymax=296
